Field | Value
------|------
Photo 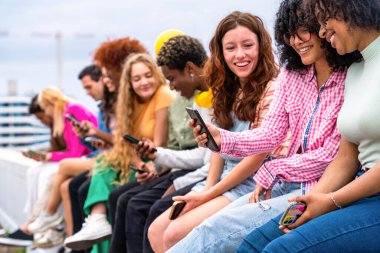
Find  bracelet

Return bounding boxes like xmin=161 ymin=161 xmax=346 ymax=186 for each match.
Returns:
xmin=329 ymin=192 xmax=342 ymax=209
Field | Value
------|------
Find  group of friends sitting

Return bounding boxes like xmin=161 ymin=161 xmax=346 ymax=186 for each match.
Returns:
xmin=1 ymin=0 xmax=379 ymax=252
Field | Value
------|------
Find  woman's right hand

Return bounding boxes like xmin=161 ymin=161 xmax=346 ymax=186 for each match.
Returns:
xmin=188 ymin=119 xmax=221 ymax=149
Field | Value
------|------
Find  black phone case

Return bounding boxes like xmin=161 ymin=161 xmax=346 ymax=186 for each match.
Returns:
xmin=123 ymin=134 xmax=157 ymax=153
xmin=185 ymin=107 xmax=220 ymax=152
xmin=169 ymin=201 xmax=186 ymax=220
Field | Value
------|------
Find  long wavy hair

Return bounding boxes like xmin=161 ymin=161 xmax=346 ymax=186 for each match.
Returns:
xmin=101 ymin=53 xmax=166 ymax=182
xmin=275 ymin=0 xmax=362 ymax=72
xmin=206 ymin=11 xmax=279 ymax=130
xmin=93 ymin=37 xmax=147 ymax=128
xmin=38 ymin=87 xmax=73 ymax=137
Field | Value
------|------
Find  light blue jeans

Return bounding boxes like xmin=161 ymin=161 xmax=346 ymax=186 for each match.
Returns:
xmin=166 ymin=181 xmax=301 ymax=253
xmin=238 ymin=193 xmax=380 ymax=253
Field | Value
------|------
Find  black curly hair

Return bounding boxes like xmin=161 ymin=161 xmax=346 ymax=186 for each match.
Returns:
xmin=304 ymin=0 xmax=380 ymax=32
xmin=275 ymin=0 xmax=362 ymax=72
xmin=156 ymin=35 xmax=208 ymax=71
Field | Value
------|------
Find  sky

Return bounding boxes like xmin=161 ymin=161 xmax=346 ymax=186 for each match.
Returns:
xmin=0 ymin=0 xmax=281 ymax=111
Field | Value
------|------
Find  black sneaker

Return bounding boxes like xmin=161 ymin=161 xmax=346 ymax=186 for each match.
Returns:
xmin=0 ymin=229 xmax=33 ymax=247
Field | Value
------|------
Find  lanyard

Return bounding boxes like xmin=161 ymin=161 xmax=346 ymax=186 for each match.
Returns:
xmin=302 ymin=83 xmax=326 ymax=151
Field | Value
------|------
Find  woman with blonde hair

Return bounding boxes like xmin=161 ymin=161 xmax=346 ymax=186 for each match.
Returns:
xmin=37 ymin=87 xmax=97 ymax=161
xmin=21 ymin=87 xmax=97 ymax=241
xmin=64 ymin=53 xmax=175 ymax=252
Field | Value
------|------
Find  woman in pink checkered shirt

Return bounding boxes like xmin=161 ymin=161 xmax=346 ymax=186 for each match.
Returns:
xmin=168 ymin=0 xmax=362 ymax=252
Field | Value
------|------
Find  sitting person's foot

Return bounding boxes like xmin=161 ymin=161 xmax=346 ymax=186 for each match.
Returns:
xmin=64 ymin=214 xmax=111 ymax=251
xmin=34 ymin=227 xmax=65 ymax=249
xmin=0 ymin=229 xmax=33 ymax=247
xmin=28 ymin=211 xmax=64 ymax=234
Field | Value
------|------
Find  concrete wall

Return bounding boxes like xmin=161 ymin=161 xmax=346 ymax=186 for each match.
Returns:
xmin=0 ymin=149 xmax=38 ymax=230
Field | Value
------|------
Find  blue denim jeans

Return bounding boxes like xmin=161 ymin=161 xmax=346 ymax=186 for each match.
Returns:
xmin=237 ymin=193 xmax=380 ymax=253
xmin=167 ymin=181 xmax=301 ymax=253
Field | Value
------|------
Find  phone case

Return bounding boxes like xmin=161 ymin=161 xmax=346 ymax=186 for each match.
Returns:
xmin=123 ymin=134 xmax=139 ymax=144
xmin=169 ymin=201 xmax=186 ymax=220
xmin=279 ymin=202 xmax=307 ymax=226
xmin=185 ymin=107 xmax=220 ymax=152
xmin=123 ymin=134 xmax=157 ymax=153
xmin=65 ymin=114 xmax=80 ymax=125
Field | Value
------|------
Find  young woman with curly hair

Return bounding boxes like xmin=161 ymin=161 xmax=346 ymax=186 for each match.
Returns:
xmin=236 ymin=0 xmax=380 ymax=252
xmin=64 ymin=53 xmax=174 ymax=252
xmin=184 ymin=0 xmax=361 ymax=252
xmin=148 ymin=11 xmax=291 ymax=253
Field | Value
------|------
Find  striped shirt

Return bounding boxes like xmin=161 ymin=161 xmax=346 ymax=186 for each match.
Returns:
xmin=220 ymin=66 xmax=347 ymax=193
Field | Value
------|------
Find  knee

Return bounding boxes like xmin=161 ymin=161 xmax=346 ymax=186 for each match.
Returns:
xmin=163 ymin=223 xmax=183 ymax=250
xmin=58 ymin=159 xmax=69 ymax=174
xmin=148 ymin=218 xmax=164 ymax=249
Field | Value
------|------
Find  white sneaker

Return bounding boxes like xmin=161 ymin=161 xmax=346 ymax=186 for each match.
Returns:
xmin=64 ymin=214 xmax=112 ymax=250
xmin=28 ymin=211 xmax=64 ymax=234
xmin=34 ymin=228 xmax=65 ymax=249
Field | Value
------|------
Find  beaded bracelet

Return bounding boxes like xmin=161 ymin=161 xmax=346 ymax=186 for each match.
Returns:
xmin=329 ymin=192 xmax=342 ymax=209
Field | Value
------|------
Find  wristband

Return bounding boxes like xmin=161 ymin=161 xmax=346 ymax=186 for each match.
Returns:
xmin=329 ymin=192 xmax=342 ymax=209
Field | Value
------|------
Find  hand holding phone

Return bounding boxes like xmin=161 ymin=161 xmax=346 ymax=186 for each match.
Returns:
xmin=23 ymin=150 xmax=47 ymax=161
xmin=123 ymin=134 xmax=157 ymax=153
xmin=169 ymin=201 xmax=187 ymax=220
xmin=279 ymin=202 xmax=307 ymax=226
xmin=185 ymin=107 xmax=220 ymax=152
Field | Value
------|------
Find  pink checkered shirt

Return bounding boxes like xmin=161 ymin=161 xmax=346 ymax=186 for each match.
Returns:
xmin=220 ymin=66 xmax=347 ymax=193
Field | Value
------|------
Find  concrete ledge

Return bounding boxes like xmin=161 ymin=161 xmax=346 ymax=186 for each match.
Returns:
xmin=0 ymin=148 xmax=39 ymax=231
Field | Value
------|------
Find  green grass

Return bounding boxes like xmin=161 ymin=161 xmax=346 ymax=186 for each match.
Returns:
xmin=0 ymin=246 xmax=26 ymax=253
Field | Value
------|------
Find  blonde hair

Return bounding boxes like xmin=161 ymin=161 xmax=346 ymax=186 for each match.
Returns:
xmin=101 ymin=53 xmax=166 ymax=182
xmin=38 ymin=87 xmax=72 ymax=137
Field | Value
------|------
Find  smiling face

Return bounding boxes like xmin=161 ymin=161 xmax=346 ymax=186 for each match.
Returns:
xmin=161 ymin=65 xmax=197 ymax=98
xmin=101 ymin=67 xmax=117 ymax=93
xmin=130 ymin=62 xmax=158 ymax=102
xmin=222 ymin=25 xmax=259 ymax=85
xmin=291 ymin=28 xmax=326 ymax=66
xmin=319 ymin=18 xmax=360 ymax=55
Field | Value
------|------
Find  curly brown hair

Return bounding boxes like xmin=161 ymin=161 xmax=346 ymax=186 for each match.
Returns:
xmin=206 ymin=11 xmax=279 ymax=130
xmin=93 ymin=37 xmax=147 ymax=127
xmin=304 ymin=0 xmax=380 ymax=32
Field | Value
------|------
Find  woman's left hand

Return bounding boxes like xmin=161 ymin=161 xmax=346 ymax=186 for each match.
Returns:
xmin=172 ymin=191 xmax=211 ymax=215
xmin=280 ymin=193 xmax=337 ymax=233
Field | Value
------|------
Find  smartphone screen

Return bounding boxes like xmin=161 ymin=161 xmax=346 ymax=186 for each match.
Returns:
xmin=279 ymin=202 xmax=307 ymax=226
xmin=185 ymin=107 xmax=220 ymax=152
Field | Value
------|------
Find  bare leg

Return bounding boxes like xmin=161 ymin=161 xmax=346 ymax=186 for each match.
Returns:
xmin=61 ymin=178 xmax=73 ymax=236
xmin=149 ymin=194 xmax=231 ymax=253
xmin=45 ymin=158 xmax=94 ymax=214
xmin=91 ymin=202 xmax=107 ymax=215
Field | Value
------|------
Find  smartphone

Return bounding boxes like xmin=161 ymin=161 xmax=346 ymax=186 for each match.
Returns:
xmin=169 ymin=201 xmax=186 ymax=220
xmin=123 ymin=134 xmax=157 ymax=153
xmin=84 ymin=136 xmax=104 ymax=145
xmin=129 ymin=166 xmax=147 ymax=174
xmin=65 ymin=114 xmax=80 ymax=125
xmin=185 ymin=107 xmax=220 ymax=152
xmin=279 ymin=202 xmax=307 ymax=226
xmin=27 ymin=150 xmax=46 ymax=160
